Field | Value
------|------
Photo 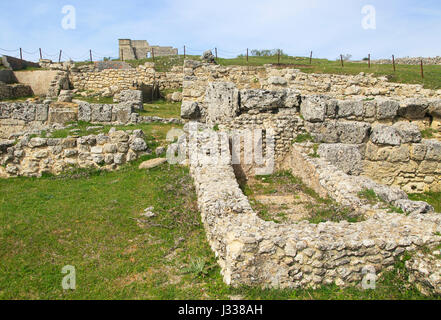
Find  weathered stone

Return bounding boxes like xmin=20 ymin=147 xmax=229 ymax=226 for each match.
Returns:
xmin=181 ymin=101 xmax=201 ymax=120
xmin=371 ymin=125 xmax=402 ymax=146
xmin=376 ymin=99 xmax=399 ymax=120
xmin=394 ymin=199 xmax=434 ymax=214
xmin=201 ymin=50 xmax=216 ymax=63
xmin=300 ymin=96 xmax=327 ymax=122
xmin=393 ymin=122 xmax=422 ymax=143
xmin=139 ymin=158 xmax=167 ymax=169
xmin=337 ymin=100 xmax=364 ymax=119
xmin=422 ymin=139 xmax=441 ymax=161
xmin=129 ymin=138 xmax=148 ymax=152
xmin=204 ymin=82 xmax=239 ymax=124
xmin=29 ymin=138 xmax=47 ymax=148
xmin=318 ymin=144 xmax=363 ymax=175
xmin=398 ymin=98 xmax=429 ymax=119
xmin=337 ymin=122 xmax=371 ymax=144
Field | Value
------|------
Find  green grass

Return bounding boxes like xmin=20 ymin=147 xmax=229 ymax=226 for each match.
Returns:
xmin=216 ymin=55 xmax=441 ymax=90
xmin=72 ymin=95 xmax=116 ymax=104
xmin=244 ymin=171 xmax=362 ymax=224
xmin=123 ymin=55 xmax=201 ymax=72
xmin=293 ymin=133 xmax=314 ymax=143
xmin=48 ymin=121 xmax=181 ymax=148
xmin=408 ymin=192 xmax=441 ymax=213
xmin=0 ymin=95 xmax=38 ymax=102
xmin=116 ymin=54 xmax=441 ymax=90
xmin=0 ymin=158 xmax=439 ymax=299
xmin=358 ymin=189 xmax=380 ymax=204
xmin=421 ymin=128 xmax=439 ymax=139
xmin=138 ymin=100 xmax=181 ymax=119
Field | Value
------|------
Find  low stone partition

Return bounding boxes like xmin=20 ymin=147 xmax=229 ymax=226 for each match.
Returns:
xmin=0 ymin=82 xmax=33 ymax=100
xmin=69 ymin=62 xmax=183 ymax=96
xmin=0 ymin=92 xmax=183 ymax=139
xmin=187 ymin=127 xmax=441 ymax=292
xmin=182 ymin=61 xmax=441 ymax=108
xmin=0 ymin=129 xmax=149 ymax=178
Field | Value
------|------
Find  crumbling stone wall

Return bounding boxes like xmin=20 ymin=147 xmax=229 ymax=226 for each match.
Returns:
xmin=69 ymin=63 xmax=183 ymax=95
xmin=182 ymin=79 xmax=441 ymax=192
xmin=0 ymin=129 xmax=149 ymax=178
xmin=182 ymin=61 xmax=441 ymax=108
xmin=0 ymin=98 xmax=182 ymax=139
xmin=186 ymin=128 xmax=441 ymax=291
xmin=118 ymin=39 xmax=178 ymax=60
xmin=0 ymin=82 xmax=33 ymax=100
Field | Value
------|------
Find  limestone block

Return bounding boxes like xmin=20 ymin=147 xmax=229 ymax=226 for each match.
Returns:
xmin=204 ymin=82 xmax=239 ymax=124
xmin=181 ymin=101 xmax=201 ymax=120
xmin=300 ymin=95 xmax=327 ymax=122
xmin=318 ymin=144 xmax=364 ymax=175
xmin=398 ymin=98 xmax=429 ymax=120
xmin=371 ymin=125 xmax=402 ymax=146
xmin=422 ymin=139 xmax=441 ymax=161
xmin=336 ymin=100 xmax=364 ymax=119
xmin=410 ymin=144 xmax=427 ymax=161
xmin=376 ymin=99 xmax=399 ymax=120
xmin=337 ymin=122 xmax=371 ymax=144
xmin=392 ymin=122 xmax=422 ymax=143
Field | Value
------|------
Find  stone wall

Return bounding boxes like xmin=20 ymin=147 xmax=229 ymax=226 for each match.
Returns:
xmin=371 ymin=57 xmax=441 ymax=65
xmin=0 ymin=92 xmax=183 ymax=139
xmin=182 ymin=61 xmax=441 ymax=109
xmin=0 ymin=129 xmax=149 ymax=178
xmin=14 ymin=70 xmax=67 ymax=97
xmin=0 ymin=82 xmax=34 ymax=101
xmin=1 ymin=55 xmax=40 ymax=71
xmin=182 ymin=79 xmax=441 ymax=192
xmin=186 ymin=128 xmax=441 ymax=291
xmin=118 ymin=39 xmax=178 ymax=60
xmin=69 ymin=63 xmax=183 ymax=95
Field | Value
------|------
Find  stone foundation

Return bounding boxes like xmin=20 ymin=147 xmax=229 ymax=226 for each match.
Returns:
xmin=186 ymin=128 xmax=441 ymax=291
xmin=0 ymin=129 xmax=149 ymax=178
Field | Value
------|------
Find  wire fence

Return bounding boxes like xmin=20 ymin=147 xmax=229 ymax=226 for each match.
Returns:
xmin=0 ymin=46 xmax=433 ymax=78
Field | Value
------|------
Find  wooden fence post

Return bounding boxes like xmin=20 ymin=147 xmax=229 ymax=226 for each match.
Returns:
xmin=310 ymin=51 xmax=313 ymax=64
xmin=392 ymin=55 xmax=396 ymax=72
xmin=420 ymin=59 xmax=424 ymax=79
xmin=20 ymin=48 xmax=22 ymax=60
xmin=39 ymin=48 xmax=42 ymax=60
xmin=59 ymin=50 xmax=62 ymax=63
xmin=215 ymin=48 xmax=218 ymax=60
xmin=90 ymin=50 xmax=93 ymax=62
xmin=340 ymin=54 xmax=344 ymax=67
xmin=368 ymin=54 xmax=371 ymax=68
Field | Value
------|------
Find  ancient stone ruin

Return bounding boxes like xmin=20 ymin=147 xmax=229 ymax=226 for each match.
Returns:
xmin=118 ymin=39 xmax=178 ymax=60
xmin=173 ymin=60 xmax=441 ymax=294
xmin=1 ymin=56 xmax=441 ymax=295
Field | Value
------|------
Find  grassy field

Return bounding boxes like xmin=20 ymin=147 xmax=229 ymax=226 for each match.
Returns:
xmin=139 ymin=101 xmax=181 ymax=119
xmin=242 ymin=171 xmax=362 ymax=224
xmin=1 ymin=155 xmax=439 ymax=300
xmin=111 ymin=54 xmax=441 ymax=90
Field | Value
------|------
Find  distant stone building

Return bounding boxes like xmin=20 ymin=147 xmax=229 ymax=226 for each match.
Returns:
xmin=118 ymin=39 xmax=178 ymax=60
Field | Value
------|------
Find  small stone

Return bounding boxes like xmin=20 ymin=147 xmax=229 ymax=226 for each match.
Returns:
xmin=138 ymin=158 xmax=167 ymax=170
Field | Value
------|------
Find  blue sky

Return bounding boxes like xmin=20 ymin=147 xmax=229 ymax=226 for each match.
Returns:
xmin=0 ymin=0 xmax=440 ymax=61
